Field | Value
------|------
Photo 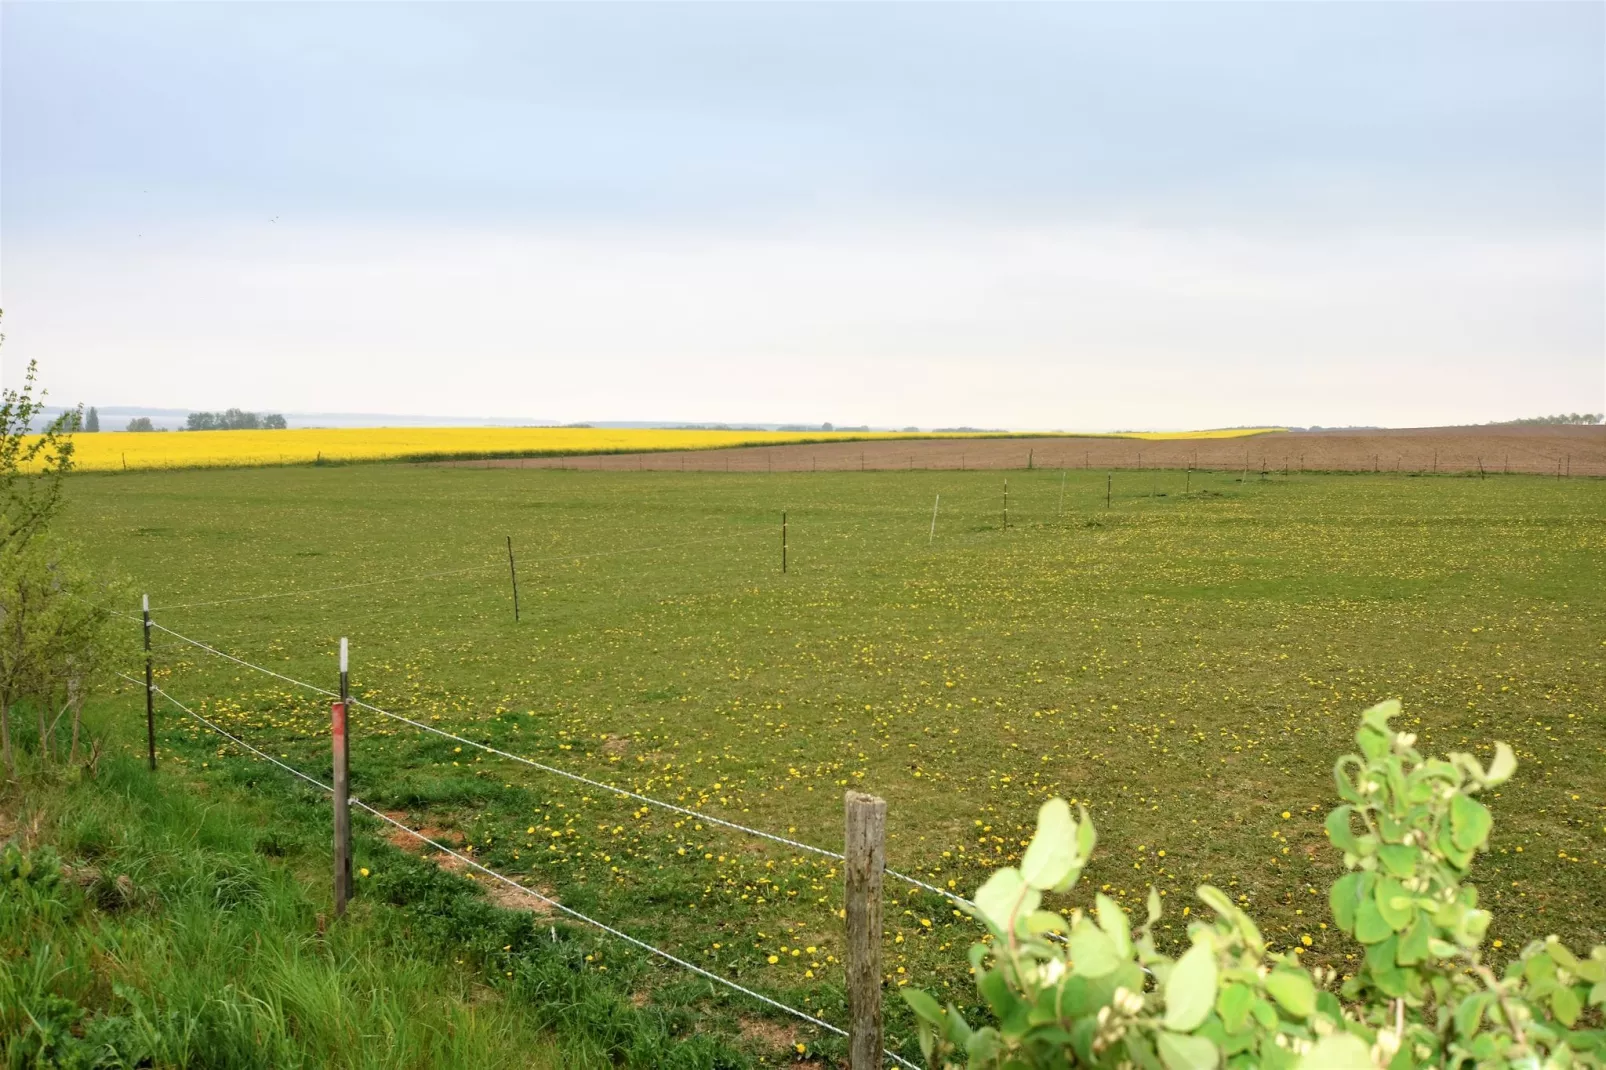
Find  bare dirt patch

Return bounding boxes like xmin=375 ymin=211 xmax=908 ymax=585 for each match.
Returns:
xmin=738 ymin=1015 xmax=800 ymax=1052
xmin=442 ymin=425 xmax=1604 ymax=477
xmin=381 ymin=811 xmax=554 ymax=914
xmin=381 ymin=810 xmax=465 ymax=854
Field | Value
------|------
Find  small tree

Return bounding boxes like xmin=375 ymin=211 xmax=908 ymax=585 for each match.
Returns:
xmin=126 ymin=417 xmax=155 ymax=432
xmin=263 ymin=413 xmax=287 ymax=429
xmin=1 ymin=326 xmax=77 ymax=551
xmin=0 ymin=537 xmax=118 ymax=778
xmin=83 ymin=406 xmax=100 ymax=432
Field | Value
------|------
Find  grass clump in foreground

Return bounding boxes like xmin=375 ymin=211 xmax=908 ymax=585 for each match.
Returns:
xmin=0 ymin=726 xmax=758 ymax=1069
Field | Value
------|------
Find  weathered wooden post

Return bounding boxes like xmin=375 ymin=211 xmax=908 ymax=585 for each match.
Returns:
xmin=845 ymin=791 xmax=886 ymax=1070
xmin=143 ymin=594 xmax=155 ymax=771
xmin=332 ymin=638 xmax=353 ymax=916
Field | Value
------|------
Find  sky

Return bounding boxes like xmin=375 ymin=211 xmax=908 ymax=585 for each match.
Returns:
xmin=3 ymin=2 xmax=1602 ymax=430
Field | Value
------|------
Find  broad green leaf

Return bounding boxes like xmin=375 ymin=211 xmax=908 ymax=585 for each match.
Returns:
xmin=1374 ymin=876 xmax=1413 ymax=932
xmin=1453 ymin=991 xmax=1492 ymax=1037
xmin=1163 ymin=941 xmax=1219 ymax=1032
xmin=1147 ymin=886 xmax=1164 ymax=926
xmin=1547 ymin=941 xmax=1581 ymax=972
xmin=1450 ymin=795 xmax=1492 ymax=852
xmin=1097 ymin=893 xmax=1133 ymax=958
xmin=1355 ymin=896 xmax=1391 ymax=944
xmin=1069 ymin=917 xmax=1122 ymax=977
xmin=1250 ymin=998 xmax=1279 ymax=1031
xmin=1296 ymin=1032 xmax=1372 ymax=1070
xmin=1324 ymin=808 xmax=1360 ymax=854
xmin=1025 ymin=909 xmax=1068 ymax=935
xmin=1333 ymin=756 xmax=1367 ymax=804
xmin=1551 ymin=985 xmax=1582 ymax=1028
xmin=1360 ymin=698 xmax=1400 ymax=732
xmin=1216 ymin=982 xmax=1254 ymax=1034
xmin=1126 ymin=1034 xmax=1166 ymax=1070
xmin=1070 ymin=1018 xmax=1098 ymax=1064
xmin=1329 ymin=873 xmax=1363 ymax=935
xmin=901 ymin=987 xmax=944 ymax=1025
xmin=1264 ymin=969 xmax=1316 ymax=1019
xmin=1196 ymin=885 xmax=1236 ymax=920
xmin=1396 ymin=914 xmax=1432 ymax=966
xmin=965 ymin=1027 xmax=1001 ymax=1061
xmin=1075 ymin=804 xmax=1098 ymax=867
xmin=1020 ymin=798 xmax=1079 ymax=891
xmin=1365 ymin=934 xmax=1407 ymax=997
xmin=1356 ymin=726 xmax=1389 ymax=761
xmin=1158 ymin=1030 xmax=1219 ymax=1070
xmin=974 ymin=868 xmax=1038 ymax=935
xmin=1258 ymin=1034 xmax=1298 ymax=1070
xmin=1436 ymin=821 xmax=1474 ymax=870
xmin=1377 ymin=843 xmax=1417 ymax=879
xmin=1484 ymin=742 xmax=1516 ymax=786
xmin=944 ymin=1002 xmax=973 ymax=1046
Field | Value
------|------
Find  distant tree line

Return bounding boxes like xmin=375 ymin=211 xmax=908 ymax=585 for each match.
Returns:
xmin=1494 ymin=413 xmax=1602 ymax=426
xmin=65 ymin=407 xmax=289 ymax=432
xmin=185 ymin=409 xmax=287 ymax=431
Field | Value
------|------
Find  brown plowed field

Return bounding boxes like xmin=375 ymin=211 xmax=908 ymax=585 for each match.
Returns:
xmin=441 ymin=425 xmax=1605 ymax=476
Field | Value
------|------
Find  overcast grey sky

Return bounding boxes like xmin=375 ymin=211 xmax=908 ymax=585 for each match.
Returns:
xmin=3 ymin=2 xmax=1602 ymax=429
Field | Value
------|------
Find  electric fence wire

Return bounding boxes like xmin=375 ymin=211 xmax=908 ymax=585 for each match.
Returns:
xmin=145 ymin=619 xmax=975 ymax=910
xmin=113 ymin=670 xmax=921 ymax=1070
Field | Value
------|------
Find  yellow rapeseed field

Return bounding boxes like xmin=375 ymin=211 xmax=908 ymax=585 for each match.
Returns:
xmin=55 ymin=426 xmax=1282 ymax=472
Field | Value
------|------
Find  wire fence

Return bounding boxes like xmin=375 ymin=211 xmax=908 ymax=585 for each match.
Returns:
xmin=145 ymin=618 xmax=974 ymax=910
xmin=115 ymin=669 xmax=921 ymax=1069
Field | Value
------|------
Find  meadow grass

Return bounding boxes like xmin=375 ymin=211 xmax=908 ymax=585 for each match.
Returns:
xmin=1 ymin=738 xmax=768 ymax=1068
xmin=59 ymin=463 xmax=1606 ymax=1063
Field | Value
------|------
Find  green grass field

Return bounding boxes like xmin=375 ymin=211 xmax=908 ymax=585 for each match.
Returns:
xmin=64 ymin=463 xmax=1606 ymax=1063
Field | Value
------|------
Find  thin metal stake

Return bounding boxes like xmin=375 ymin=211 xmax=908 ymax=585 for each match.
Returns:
xmin=929 ymin=494 xmax=940 ymax=545
xmin=332 ymin=638 xmax=353 ymax=916
xmin=143 ymin=594 xmax=155 ymax=771
xmin=506 ymin=536 xmax=520 ymax=623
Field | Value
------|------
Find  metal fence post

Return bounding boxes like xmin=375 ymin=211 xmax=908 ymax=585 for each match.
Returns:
xmin=332 ymin=637 xmax=353 ymax=916
xmin=143 ymin=594 xmax=155 ymax=771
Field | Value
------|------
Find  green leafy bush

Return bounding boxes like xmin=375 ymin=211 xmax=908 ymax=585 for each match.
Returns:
xmin=903 ymin=701 xmax=1604 ymax=1068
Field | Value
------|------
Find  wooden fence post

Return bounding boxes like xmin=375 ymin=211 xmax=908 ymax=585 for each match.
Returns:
xmin=1106 ymin=472 xmax=1111 ymax=509
xmin=332 ymin=638 xmax=353 ymax=916
xmin=143 ymin=594 xmax=155 ymax=771
xmin=845 ymin=791 xmax=886 ymax=1070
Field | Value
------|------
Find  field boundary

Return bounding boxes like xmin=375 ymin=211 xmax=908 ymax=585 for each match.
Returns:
xmin=113 ymin=670 xmax=920 ymax=1065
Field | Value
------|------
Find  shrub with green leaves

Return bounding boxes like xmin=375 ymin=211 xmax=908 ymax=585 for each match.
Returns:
xmin=902 ymin=700 xmax=1604 ymax=1069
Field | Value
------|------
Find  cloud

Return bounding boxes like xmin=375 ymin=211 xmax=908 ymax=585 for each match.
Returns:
xmin=7 ymin=219 xmax=1600 ymax=427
